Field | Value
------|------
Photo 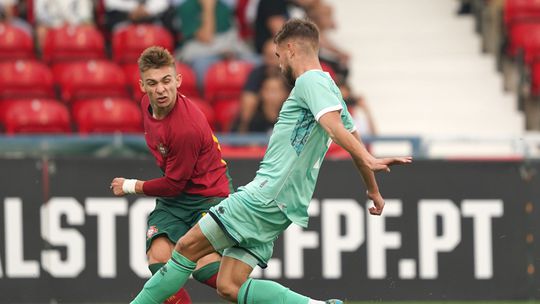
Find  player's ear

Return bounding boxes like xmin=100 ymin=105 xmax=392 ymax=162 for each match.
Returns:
xmin=176 ymin=73 xmax=182 ymax=88
xmin=287 ymin=42 xmax=295 ymax=58
xmin=139 ymin=79 xmax=146 ymax=93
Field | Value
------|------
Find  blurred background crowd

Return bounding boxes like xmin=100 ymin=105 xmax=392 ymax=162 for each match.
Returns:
xmin=0 ymin=0 xmax=377 ymax=138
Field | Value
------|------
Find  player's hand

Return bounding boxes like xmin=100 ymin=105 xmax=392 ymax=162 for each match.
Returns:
xmin=367 ymin=191 xmax=384 ymax=216
xmin=369 ymin=156 xmax=412 ymax=172
xmin=110 ymin=177 xmax=126 ymax=196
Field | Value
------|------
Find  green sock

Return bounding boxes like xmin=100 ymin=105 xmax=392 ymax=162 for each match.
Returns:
xmin=131 ymin=251 xmax=196 ymax=304
xmin=192 ymin=261 xmax=219 ymax=288
xmin=237 ymin=278 xmax=310 ymax=304
xmin=148 ymin=263 xmax=165 ymax=275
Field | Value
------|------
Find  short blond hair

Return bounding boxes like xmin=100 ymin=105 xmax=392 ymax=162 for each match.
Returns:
xmin=137 ymin=46 xmax=176 ymax=73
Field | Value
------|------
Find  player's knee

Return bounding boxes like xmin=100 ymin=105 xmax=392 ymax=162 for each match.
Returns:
xmin=216 ymin=280 xmax=239 ymax=302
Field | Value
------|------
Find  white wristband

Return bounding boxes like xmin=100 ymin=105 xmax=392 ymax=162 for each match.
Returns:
xmin=122 ymin=179 xmax=138 ymax=194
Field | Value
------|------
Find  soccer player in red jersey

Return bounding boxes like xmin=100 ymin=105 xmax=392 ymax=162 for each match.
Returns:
xmin=110 ymin=46 xmax=233 ymax=304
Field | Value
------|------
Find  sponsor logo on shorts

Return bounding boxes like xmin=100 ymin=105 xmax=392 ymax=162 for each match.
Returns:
xmin=147 ymin=225 xmax=158 ymax=239
xmin=217 ymin=206 xmax=225 ymax=214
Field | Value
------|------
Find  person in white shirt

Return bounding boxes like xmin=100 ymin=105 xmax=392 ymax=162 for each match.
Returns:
xmin=104 ymin=0 xmax=169 ymax=32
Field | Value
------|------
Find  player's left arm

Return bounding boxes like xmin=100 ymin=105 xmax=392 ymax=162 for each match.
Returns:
xmin=318 ymin=111 xmax=411 ymax=215
xmin=110 ymin=128 xmax=201 ymax=197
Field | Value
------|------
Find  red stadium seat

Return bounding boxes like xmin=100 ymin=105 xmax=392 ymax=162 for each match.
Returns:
xmin=320 ymin=62 xmax=338 ymax=81
xmin=213 ymin=99 xmax=240 ymax=132
xmin=42 ymin=25 xmax=106 ymax=64
xmin=204 ymin=60 xmax=253 ymax=104
xmin=122 ymin=62 xmax=199 ymax=101
xmin=112 ymin=24 xmax=174 ymax=64
xmin=176 ymin=62 xmax=199 ymax=98
xmin=72 ymin=98 xmax=143 ymax=134
xmin=0 ymin=60 xmax=54 ymax=100
xmin=189 ymin=97 xmax=215 ymax=127
xmin=521 ymin=25 xmax=540 ymax=64
xmin=1 ymin=99 xmax=71 ymax=134
xmin=53 ymin=60 xmax=129 ymax=103
xmin=506 ymin=22 xmax=540 ymax=57
xmin=504 ymin=0 xmax=540 ymax=27
xmin=0 ymin=23 xmax=34 ymax=60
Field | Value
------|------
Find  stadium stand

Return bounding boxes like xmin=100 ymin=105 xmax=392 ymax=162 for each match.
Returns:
xmin=333 ymin=0 xmax=523 ymax=137
xmin=204 ymin=59 xmax=253 ymax=104
xmin=213 ymin=98 xmax=241 ymax=132
xmin=52 ymin=60 xmax=129 ymax=103
xmin=112 ymin=24 xmax=174 ymax=64
xmin=0 ymin=99 xmax=71 ymax=134
xmin=0 ymin=60 xmax=55 ymax=99
xmin=42 ymin=25 xmax=106 ymax=64
xmin=0 ymin=23 xmax=34 ymax=60
xmin=72 ymin=97 xmax=142 ymax=134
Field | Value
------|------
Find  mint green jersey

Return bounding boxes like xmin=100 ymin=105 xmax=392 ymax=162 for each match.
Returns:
xmin=241 ymin=70 xmax=355 ymax=227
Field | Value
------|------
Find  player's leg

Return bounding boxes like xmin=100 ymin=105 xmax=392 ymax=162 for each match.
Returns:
xmin=131 ymin=224 xmax=218 ymax=304
xmin=147 ymin=236 xmax=192 ymax=304
xmin=215 ymin=251 xmax=339 ymax=304
xmin=192 ymin=252 xmax=221 ymax=289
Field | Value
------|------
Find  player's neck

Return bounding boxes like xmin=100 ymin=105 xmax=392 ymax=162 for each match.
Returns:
xmin=151 ymin=99 xmax=176 ymax=120
xmin=293 ymin=58 xmax=322 ymax=79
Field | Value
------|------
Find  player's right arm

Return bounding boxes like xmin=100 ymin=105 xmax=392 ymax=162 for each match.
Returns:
xmin=318 ymin=111 xmax=411 ymax=215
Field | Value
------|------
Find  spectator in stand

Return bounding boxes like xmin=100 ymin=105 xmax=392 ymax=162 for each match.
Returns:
xmin=339 ymin=82 xmax=377 ymax=136
xmin=173 ymin=0 xmax=255 ymax=85
xmin=308 ymin=1 xmax=350 ymax=82
xmin=34 ymin=0 xmax=94 ymax=50
xmin=232 ymin=73 xmax=289 ymax=133
xmin=0 ymin=0 xmax=32 ymax=35
xmin=103 ymin=0 xmax=169 ymax=32
xmin=235 ymin=39 xmax=283 ymax=133
xmin=250 ymin=0 xmax=319 ymax=54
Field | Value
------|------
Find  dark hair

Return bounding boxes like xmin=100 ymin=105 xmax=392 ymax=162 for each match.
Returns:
xmin=137 ymin=46 xmax=176 ymax=73
xmin=273 ymin=18 xmax=319 ymax=50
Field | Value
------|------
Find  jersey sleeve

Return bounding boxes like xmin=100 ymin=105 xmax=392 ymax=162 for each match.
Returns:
xmin=295 ymin=72 xmax=343 ymax=121
xmin=340 ymin=101 xmax=356 ymax=132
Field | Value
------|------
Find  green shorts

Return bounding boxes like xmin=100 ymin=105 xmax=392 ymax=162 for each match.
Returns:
xmin=199 ymin=190 xmax=292 ymax=268
xmin=145 ymin=194 xmax=226 ymax=252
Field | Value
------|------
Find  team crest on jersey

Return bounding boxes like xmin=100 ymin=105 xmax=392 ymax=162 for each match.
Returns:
xmin=157 ymin=143 xmax=168 ymax=157
xmin=147 ymin=226 xmax=158 ymax=239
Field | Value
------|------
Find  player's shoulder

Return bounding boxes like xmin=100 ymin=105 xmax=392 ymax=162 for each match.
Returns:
xmin=295 ymin=70 xmax=331 ymax=88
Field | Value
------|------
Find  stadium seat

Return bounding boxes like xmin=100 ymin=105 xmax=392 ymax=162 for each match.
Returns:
xmin=504 ymin=0 xmax=540 ymax=27
xmin=176 ymin=62 xmax=200 ymax=98
xmin=521 ymin=25 xmax=540 ymax=65
xmin=204 ymin=60 xmax=253 ymax=104
xmin=0 ymin=60 xmax=55 ymax=100
xmin=72 ymin=98 xmax=143 ymax=134
xmin=213 ymin=99 xmax=240 ymax=132
xmin=122 ymin=62 xmax=199 ymax=101
xmin=320 ymin=61 xmax=338 ymax=81
xmin=506 ymin=22 xmax=540 ymax=58
xmin=112 ymin=24 xmax=174 ymax=64
xmin=53 ymin=60 xmax=129 ymax=103
xmin=189 ymin=97 xmax=215 ymax=127
xmin=42 ymin=25 xmax=106 ymax=64
xmin=1 ymin=99 xmax=71 ymax=134
xmin=0 ymin=23 xmax=34 ymax=60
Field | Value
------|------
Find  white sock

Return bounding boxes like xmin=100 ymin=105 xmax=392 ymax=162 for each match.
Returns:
xmin=308 ymin=300 xmax=325 ymax=304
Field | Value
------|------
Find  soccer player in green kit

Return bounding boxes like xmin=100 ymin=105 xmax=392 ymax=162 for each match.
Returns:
xmin=130 ymin=19 xmax=412 ymax=304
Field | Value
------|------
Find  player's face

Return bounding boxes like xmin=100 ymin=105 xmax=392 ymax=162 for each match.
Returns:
xmin=139 ymin=66 xmax=182 ymax=111
xmin=275 ymin=43 xmax=295 ymax=87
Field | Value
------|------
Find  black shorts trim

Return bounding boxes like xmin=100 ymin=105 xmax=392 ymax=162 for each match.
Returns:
xmin=208 ymin=211 xmax=240 ymax=245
